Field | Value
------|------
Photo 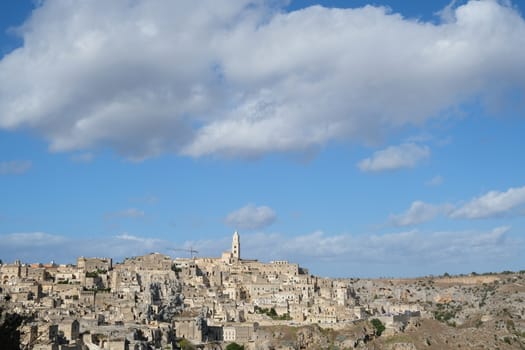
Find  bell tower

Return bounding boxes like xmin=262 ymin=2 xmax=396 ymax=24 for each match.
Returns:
xmin=232 ymin=231 xmax=240 ymax=260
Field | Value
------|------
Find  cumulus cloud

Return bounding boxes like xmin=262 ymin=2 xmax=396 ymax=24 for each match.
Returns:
xmin=450 ymin=185 xmax=525 ymax=219
xmin=389 ymin=201 xmax=453 ymax=226
xmin=225 ymin=204 xmax=277 ymax=230
xmin=0 ymin=1 xmax=524 ymax=159
xmin=436 ymin=0 xmax=461 ymax=23
xmin=358 ymin=143 xmax=430 ymax=172
xmin=0 ymin=160 xmax=32 ymax=174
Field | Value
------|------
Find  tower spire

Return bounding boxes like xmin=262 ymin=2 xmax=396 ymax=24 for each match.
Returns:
xmin=232 ymin=230 xmax=240 ymax=261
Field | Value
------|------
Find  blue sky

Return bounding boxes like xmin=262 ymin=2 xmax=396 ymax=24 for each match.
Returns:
xmin=1 ymin=0 xmax=525 ymax=277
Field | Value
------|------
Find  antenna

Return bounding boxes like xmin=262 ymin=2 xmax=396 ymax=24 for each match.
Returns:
xmin=171 ymin=247 xmax=198 ymax=259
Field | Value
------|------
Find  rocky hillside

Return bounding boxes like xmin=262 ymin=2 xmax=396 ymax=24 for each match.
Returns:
xmin=249 ymin=272 xmax=525 ymax=349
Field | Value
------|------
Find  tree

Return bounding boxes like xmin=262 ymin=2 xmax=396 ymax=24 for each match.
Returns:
xmin=0 ymin=307 xmax=30 ymax=350
xmin=370 ymin=318 xmax=385 ymax=336
xmin=178 ymin=339 xmax=196 ymax=350
xmin=226 ymin=343 xmax=244 ymax=350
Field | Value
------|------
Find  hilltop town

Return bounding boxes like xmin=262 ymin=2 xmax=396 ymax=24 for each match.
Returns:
xmin=1 ymin=232 xmax=524 ymax=349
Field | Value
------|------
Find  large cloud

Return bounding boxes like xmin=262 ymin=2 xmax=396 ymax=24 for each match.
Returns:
xmin=0 ymin=0 xmax=524 ymax=159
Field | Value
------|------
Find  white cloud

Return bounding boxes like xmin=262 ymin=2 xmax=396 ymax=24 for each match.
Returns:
xmin=389 ymin=201 xmax=452 ymax=226
xmin=0 ymin=1 xmax=523 ymax=159
xmin=436 ymin=0 xmax=460 ymax=23
xmin=450 ymin=185 xmax=525 ymax=219
xmin=0 ymin=232 xmax=71 ymax=263
xmin=114 ymin=233 xmax=163 ymax=250
xmin=0 ymin=160 xmax=32 ymax=174
xmin=358 ymin=143 xmax=430 ymax=172
xmin=390 ymin=185 xmax=525 ymax=224
xmin=1 ymin=232 xmax=67 ymax=246
xmin=426 ymin=175 xmax=444 ymax=186
xmin=266 ymin=227 xmax=515 ymax=263
xmin=87 ymin=234 xmax=171 ymax=259
xmin=225 ymin=204 xmax=277 ymax=230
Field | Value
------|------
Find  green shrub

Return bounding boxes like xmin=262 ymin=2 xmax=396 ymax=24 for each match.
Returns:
xmin=370 ymin=318 xmax=385 ymax=336
xmin=178 ymin=338 xmax=196 ymax=350
xmin=225 ymin=343 xmax=244 ymax=350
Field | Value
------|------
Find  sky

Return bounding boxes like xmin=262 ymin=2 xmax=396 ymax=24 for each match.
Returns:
xmin=1 ymin=0 xmax=525 ymax=278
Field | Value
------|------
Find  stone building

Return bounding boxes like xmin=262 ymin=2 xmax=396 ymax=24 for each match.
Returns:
xmin=174 ymin=317 xmax=208 ymax=343
xmin=223 ymin=323 xmax=257 ymax=343
xmin=77 ymin=257 xmax=112 ymax=273
xmin=58 ymin=319 xmax=80 ymax=343
xmin=0 ymin=260 xmax=26 ymax=285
